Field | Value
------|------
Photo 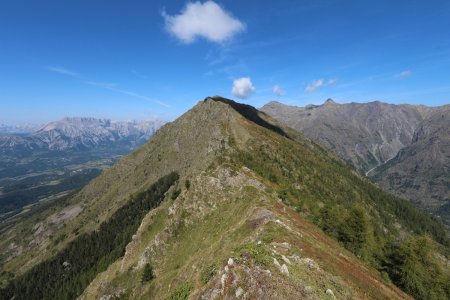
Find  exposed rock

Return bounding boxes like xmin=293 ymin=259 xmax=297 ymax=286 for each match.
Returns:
xmin=271 ymin=242 xmax=291 ymax=253
xmin=227 ymin=258 xmax=234 ymax=267
xmin=280 ymin=264 xmax=289 ymax=276
xmin=302 ymin=258 xmax=319 ymax=270
xmin=291 ymin=255 xmax=302 ymax=264
xmin=236 ymin=287 xmax=244 ymax=298
xmin=273 ymin=258 xmax=281 ymax=268
xmin=303 ymin=285 xmax=314 ymax=295
xmin=281 ymin=255 xmax=291 ymax=265
xmin=168 ymin=203 xmax=177 ymax=215
xmin=221 ymin=273 xmax=228 ymax=294
xmin=326 ymin=288 xmax=336 ymax=298
xmin=273 ymin=258 xmax=289 ymax=276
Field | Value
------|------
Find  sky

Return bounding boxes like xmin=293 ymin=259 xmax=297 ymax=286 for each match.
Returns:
xmin=1 ymin=0 xmax=449 ymax=124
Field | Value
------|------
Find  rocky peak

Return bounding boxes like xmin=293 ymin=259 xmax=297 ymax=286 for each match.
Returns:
xmin=263 ymin=100 xmax=286 ymax=107
xmin=323 ymin=98 xmax=336 ymax=106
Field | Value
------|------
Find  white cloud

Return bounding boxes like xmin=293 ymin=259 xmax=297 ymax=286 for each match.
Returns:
xmin=45 ymin=66 xmax=79 ymax=77
xmin=305 ymin=78 xmax=338 ymax=93
xmin=305 ymin=79 xmax=324 ymax=93
xmin=162 ymin=1 xmax=245 ymax=44
xmin=232 ymin=77 xmax=255 ymax=99
xmin=396 ymin=70 xmax=412 ymax=79
xmin=273 ymin=84 xmax=285 ymax=96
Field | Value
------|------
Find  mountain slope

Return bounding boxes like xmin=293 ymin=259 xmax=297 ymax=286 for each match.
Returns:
xmin=370 ymin=105 xmax=450 ymax=220
xmin=261 ymin=100 xmax=423 ymax=172
xmin=261 ymin=100 xmax=450 ymax=224
xmin=1 ymin=97 xmax=448 ymax=299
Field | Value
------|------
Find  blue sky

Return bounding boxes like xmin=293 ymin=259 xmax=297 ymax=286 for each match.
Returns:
xmin=1 ymin=0 xmax=449 ymax=124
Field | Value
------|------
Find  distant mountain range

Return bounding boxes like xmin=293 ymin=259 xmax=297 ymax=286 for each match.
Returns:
xmin=0 ymin=123 xmax=42 ymax=134
xmin=261 ymin=100 xmax=450 ymax=224
xmin=0 ymin=117 xmax=166 ymax=218
xmin=0 ymin=117 xmax=166 ymax=153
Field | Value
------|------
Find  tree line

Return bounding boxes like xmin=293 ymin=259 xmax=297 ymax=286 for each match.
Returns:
xmin=1 ymin=172 xmax=179 ymax=300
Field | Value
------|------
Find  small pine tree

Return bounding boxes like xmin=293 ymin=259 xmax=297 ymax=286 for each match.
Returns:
xmin=141 ymin=263 xmax=154 ymax=282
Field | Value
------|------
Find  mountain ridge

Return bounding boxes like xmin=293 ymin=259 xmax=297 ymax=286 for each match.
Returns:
xmin=1 ymin=97 xmax=448 ymax=299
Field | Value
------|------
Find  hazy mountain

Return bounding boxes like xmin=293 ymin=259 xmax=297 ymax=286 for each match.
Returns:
xmin=0 ymin=123 xmax=42 ymax=134
xmin=1 ymin=97 xmax=448 ymax=299
xmin=0 ymin=117 xmax=166 ymax=218
xmin=0 ymin=117 xmax=166 ymax=153
xmin=261 ymin=100 xmax=450 ymax=224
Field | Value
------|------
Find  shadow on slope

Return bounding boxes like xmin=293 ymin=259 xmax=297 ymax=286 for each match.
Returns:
xmin=205 ymin=96 xmax=290 ymax=139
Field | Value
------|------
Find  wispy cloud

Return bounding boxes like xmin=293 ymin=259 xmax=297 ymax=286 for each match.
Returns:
xmin=232 ymin=77 xmax=255 ymax=99
xmin=45 ymin=66 xmax=79 ymax=77
xmin=327 ymin=78 xmax=337 ymax=86
xmin=45 ymin=65 xmax=169 ymax=108
xmin=396 ymin=70 xmax=412 ymax=79
xmin=273 ymin=84 xmax=285 ymax=96
xmin=83 ymin=81 xmax=170 ymax=108
xmin=162 ymin=1 xmax=245 ymax=44
xmin=304 ymin=78 xmax=337 ymax=93
xmin=305 ymin=79 xmax=324 ymax=93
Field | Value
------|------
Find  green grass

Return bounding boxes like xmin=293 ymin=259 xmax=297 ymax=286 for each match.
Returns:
xmin=166 ymin=282 xmax=192 ymax=300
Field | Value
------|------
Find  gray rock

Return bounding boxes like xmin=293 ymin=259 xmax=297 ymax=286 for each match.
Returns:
xmin=280 ymin=264 xmax=289 ymax=276
xmin=227 ymin=257 xmax=234 ymax=266
xmin=326 ymin=288 xmax=336 ymax=298
xmin=236 ymin=287 xmax=245 ymax=298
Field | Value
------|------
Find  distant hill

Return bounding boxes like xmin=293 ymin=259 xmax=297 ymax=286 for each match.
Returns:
xmin=2 ymin=97 xmax=448 ymax=300
xmin=261 ymin=100 xmax=450 ymax=224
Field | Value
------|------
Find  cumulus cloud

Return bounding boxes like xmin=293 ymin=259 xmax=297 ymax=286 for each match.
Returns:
xmin=396 ymin=70 xmax=412 ymax=79
xmin=162 ymin=1 xmax=245 ymax=44
xmin=232 ymin=77 xmax=255 ymax=99
xmin=305 ymin=79 xmax=324 ymax=93
xmin=273 ymin=84 xmax=285 ymax=96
